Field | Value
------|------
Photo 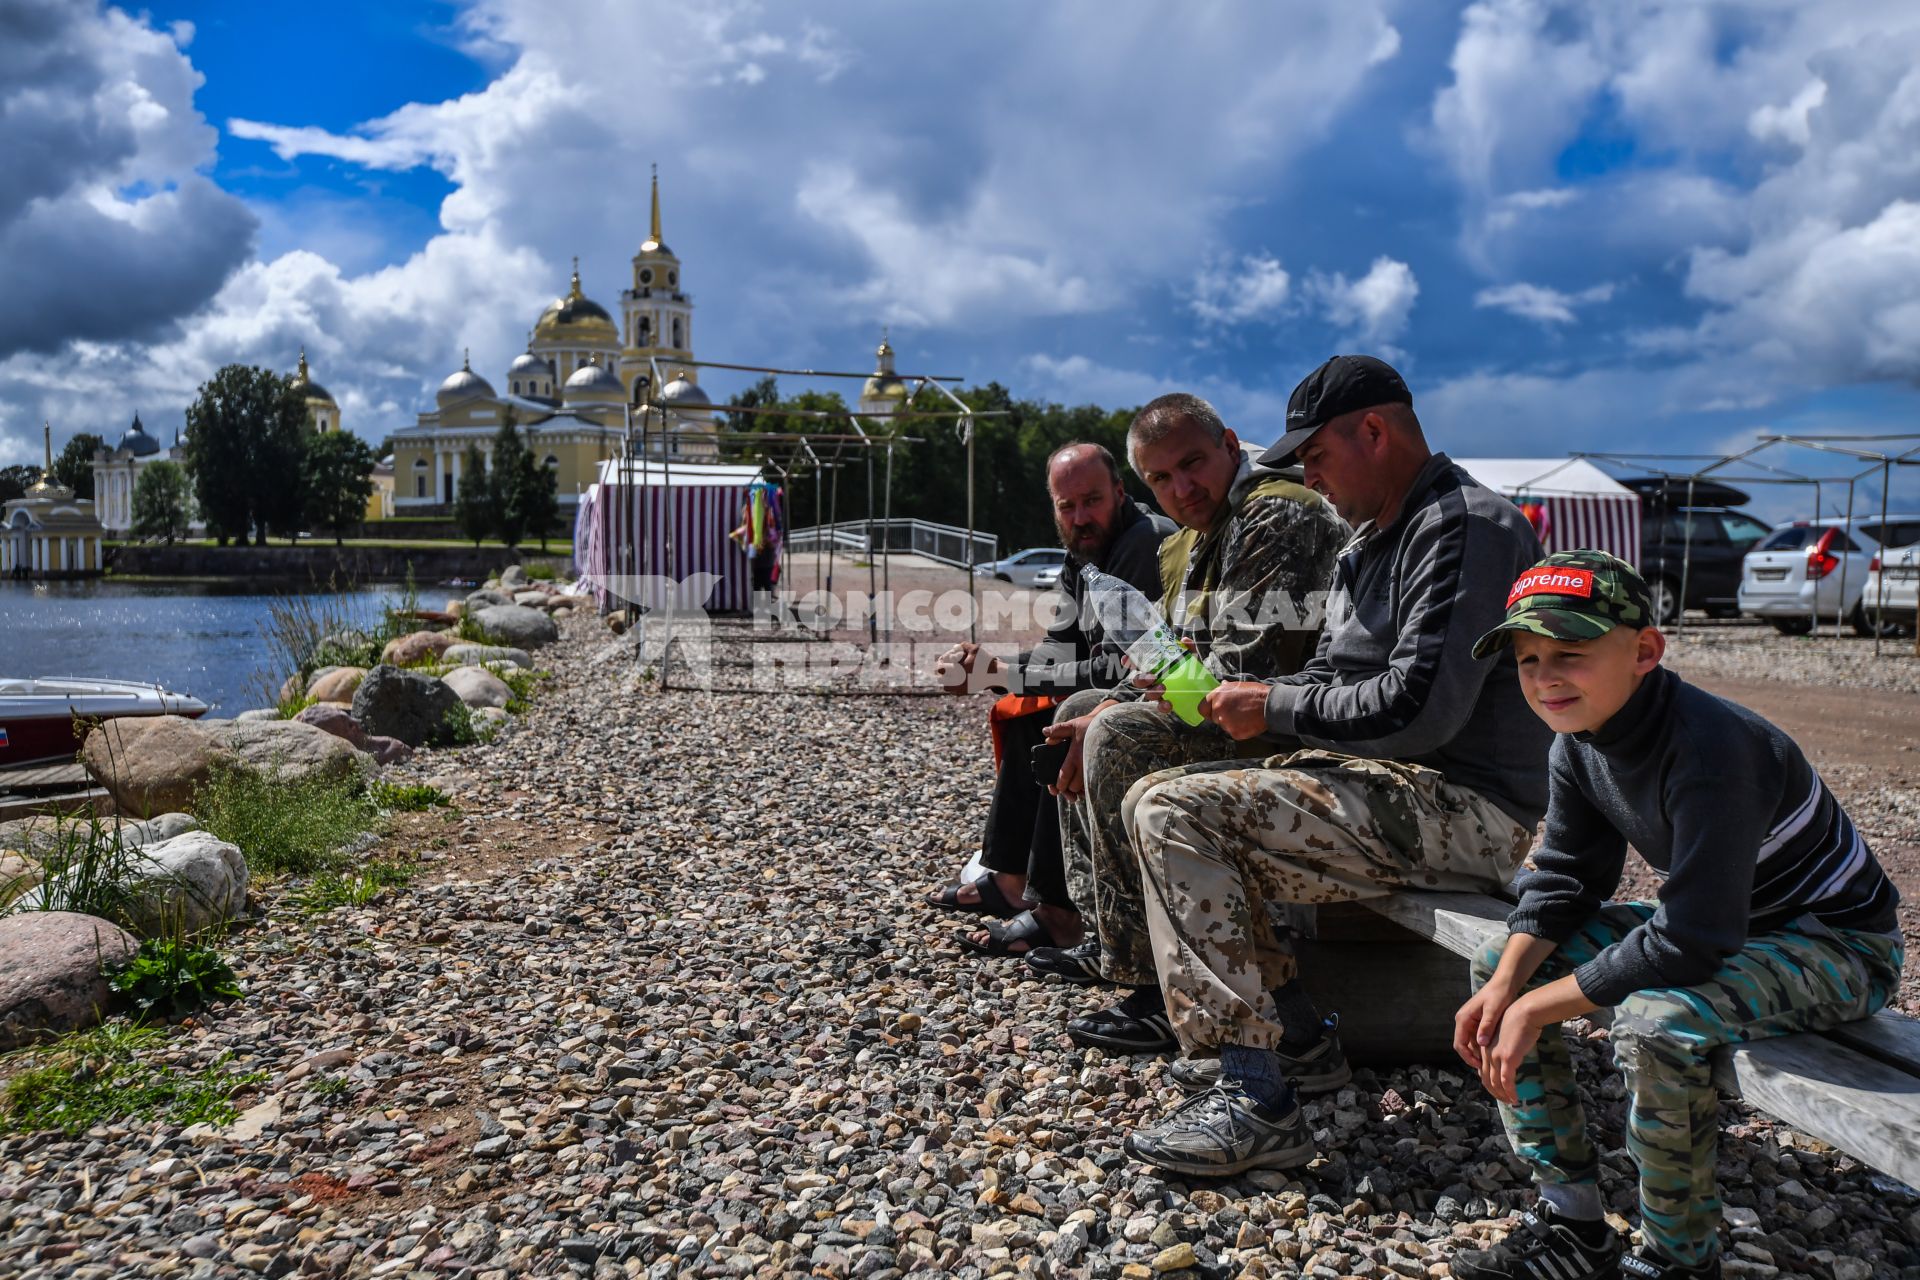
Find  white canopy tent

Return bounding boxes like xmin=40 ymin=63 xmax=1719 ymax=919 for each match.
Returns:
xmin=1454 ymin=457 xmax=1641 ymax=568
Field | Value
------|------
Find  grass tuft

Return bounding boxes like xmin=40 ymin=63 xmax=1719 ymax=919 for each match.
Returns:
xmin=287 ymin=859 xmax=416 ymax=915
xmin=368 ymin=780 xmax=450 ymax=812
xmin=193 ymin=765 xmax=377 ymax=877
xmin=0 ymin=1022 xmax=266 ymax=1138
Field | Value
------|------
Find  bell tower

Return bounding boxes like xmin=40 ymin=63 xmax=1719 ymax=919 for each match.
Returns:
xmin=620 ymin=165 xmax=695 ymax=400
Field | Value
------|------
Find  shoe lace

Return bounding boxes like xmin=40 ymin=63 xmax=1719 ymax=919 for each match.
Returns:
xmin=1487 ymin=1212 xmax=1560 ymax=1264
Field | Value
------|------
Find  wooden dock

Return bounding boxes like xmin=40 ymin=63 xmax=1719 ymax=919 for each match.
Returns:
xmin=0 ymin=761 xmax=110 ymax=822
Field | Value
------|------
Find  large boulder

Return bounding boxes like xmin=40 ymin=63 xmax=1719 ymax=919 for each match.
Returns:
xmin=207 ymin=719 xmax=371 ymax=786
xmin=0 ymin=912 xmax=138 ymax=1050
xmin=294 ymin=703 xmax=372 ymax=751
xmin=499 ymin=564 xmax=528 ymax=588
xmin=381 ymin=629 xmax=457 ymax=668
xmin=442 ymin=644 xmax=530 ymax=670
xmin=441 ymin=666 xmax=511 ymax=710
xmin=82 ymin=716 xmax=233 ymax=820
xmin=351 ymin=665 xmax=462 ymax=748
xmin=116 ymin=831 xmax=249 ymax=937
xmin=464 ymin=589 xmax=511 ymax=612
xmin=472 ymin=604 xmax=558 ymax=650
xmin=305 ymin=666 xmax=367 ymax=704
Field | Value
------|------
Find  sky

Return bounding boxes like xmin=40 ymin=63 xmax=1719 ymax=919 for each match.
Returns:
xmin=4 ymin=0 xmax=1919 ymax=520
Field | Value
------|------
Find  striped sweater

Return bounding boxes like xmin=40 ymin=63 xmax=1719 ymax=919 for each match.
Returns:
xmin=1507 ymin=665 xmax=1900 ymax=1006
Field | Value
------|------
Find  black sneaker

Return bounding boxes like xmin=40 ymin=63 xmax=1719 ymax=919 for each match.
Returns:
xmin=1167 ymin=1024 xmax=1354 ymax=1097
xmin=1123 ymin=1083 xmax=1315 ymax=1176
xmin=1066 ymin=987 xmax=1175 ymax=1054
xmin=1450 ymin=1205 xmax=1623 ymax=1280
xmin=1622 ymin=1249 xmax=1721 ymax=1279
xmin=1026 ymin=937 xmax=1104 ymax=985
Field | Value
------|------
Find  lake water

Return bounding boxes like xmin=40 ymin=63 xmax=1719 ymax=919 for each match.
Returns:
xmin=0 ymin=580 xmax=401 ymax=714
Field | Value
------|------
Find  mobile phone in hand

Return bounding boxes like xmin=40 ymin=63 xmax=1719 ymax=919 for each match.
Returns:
xmin=1030 ymin=739 xmax=1071 ymax=789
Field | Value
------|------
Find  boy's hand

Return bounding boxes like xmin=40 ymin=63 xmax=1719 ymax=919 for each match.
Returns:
xmin=1452 ymin=982 xmax=1517 ymax=1071
xmin=1482 ymin=998 xmax=1546 ymax=1106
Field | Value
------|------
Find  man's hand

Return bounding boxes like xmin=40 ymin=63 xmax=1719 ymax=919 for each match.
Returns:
xmin=1042 ymin=716 xmax=1091 ymax=800
xmin=1481 ymin=997 xmax=1547 ymax=1106
xmin=1197 ymin=681 xmax=1271 ymax=740
xmin=933 ymin=642 xmax=981 ymax=694
xmin=1453 ymin=980 xmax=1518 ymax=1072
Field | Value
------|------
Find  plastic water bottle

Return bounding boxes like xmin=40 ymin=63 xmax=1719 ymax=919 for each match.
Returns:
xmin=1081 ymin=567 xmax=1219 ymax=726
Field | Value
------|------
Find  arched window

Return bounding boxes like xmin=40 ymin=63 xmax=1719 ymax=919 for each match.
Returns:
xmin=638 ymin=316 xmax=650 ymax=345
xmin=672 ymin=318 xmax=682 ymax=348
xmin=544 ymin=454 xmax=558 ymax=468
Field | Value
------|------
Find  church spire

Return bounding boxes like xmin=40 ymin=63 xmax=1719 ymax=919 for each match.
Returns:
xmin=650 ymin=164 xmax=662 ymax=245
xmin=297 ymin=346 xmax=310 ymax=384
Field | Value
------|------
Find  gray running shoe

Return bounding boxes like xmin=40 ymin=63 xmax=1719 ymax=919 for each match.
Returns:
xmin=1123 ymin=1085 xmax=1315 ymax=1176
xmin=1167 ymin=1025 xmax=1353 ymax=1097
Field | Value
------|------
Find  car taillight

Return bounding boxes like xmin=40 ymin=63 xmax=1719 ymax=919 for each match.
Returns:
xmin=1870 ymin=554 xmax=1882 ymax=574
xmin=1807 ymin=528 xmax=1840 ymax=580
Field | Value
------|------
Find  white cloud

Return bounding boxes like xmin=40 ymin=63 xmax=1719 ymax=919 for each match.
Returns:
xmin=1474 ymin=281 xmax=1615 ymax=325
xmin=1306 ymin=257 xmax=1419 ymax=345
xmin=1191 ymin=254 xmax=1292 ymax=325
xmin=1020 ymin=353 xmax=1290 ymax=443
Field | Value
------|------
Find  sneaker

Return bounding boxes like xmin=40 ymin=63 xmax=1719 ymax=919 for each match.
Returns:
xmin=1621 ymin=1249 xmax=1721 ymax=1279
xmin=1450 ymin=1205 xmax=1624 ymax=1280
xmin=1167 ymin=1025 xmax=1354 ymax=1097
xmin=1123 ymin=1084 xmax=1315 ymax=1176
xmin=1026 ymin=936 xmax=1105 ymax=985
xmin=1066 ymin=987 xmax=1176 ymax=1054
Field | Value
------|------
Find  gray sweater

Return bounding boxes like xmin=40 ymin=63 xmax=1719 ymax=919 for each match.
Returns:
xmin=1263 ymin=453 xmax=1551 ymax=828
xmin=1509 ymin=665 xmax=1901 ymax=1006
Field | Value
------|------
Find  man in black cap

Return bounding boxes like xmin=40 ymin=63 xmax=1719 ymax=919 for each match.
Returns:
xmin=1117 ymin=354 xmax=1553 ymax=1177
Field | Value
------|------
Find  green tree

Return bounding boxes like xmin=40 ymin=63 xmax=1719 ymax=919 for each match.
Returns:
xmin=488 ymin=412 xmax=530 ymax=548
xmin=514 ymin=449 xmax=562 ymax=552
xmin=131 ymin=461 xmax=194 ymax=545
xmin=182 ymin=365 xmax=308 ymax=546
xmin=301 ymin=432 xmax=376 ymax=546
xmin=0 ymin=464 xmax=39 ymax=502
xmin=53 ymin=432 xmax=104 ymax=500
xmin=453 ymin=444 xmax=494 ymax=547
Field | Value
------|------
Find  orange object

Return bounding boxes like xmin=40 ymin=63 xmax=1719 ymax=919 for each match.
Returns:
xmin=989 ymin=694 xmax=1057 ymax=769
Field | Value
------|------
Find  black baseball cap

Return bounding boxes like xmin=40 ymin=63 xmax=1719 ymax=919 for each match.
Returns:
xmin=1258 ymin=355 xmax=1413 ymax=467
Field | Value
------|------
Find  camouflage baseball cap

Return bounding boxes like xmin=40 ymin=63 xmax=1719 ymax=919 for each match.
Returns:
xmin=1472 ymin=550 xmax=1654 ymax=659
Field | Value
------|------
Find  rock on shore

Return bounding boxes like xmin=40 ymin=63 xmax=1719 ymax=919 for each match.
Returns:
xmin=0 ymin=911 xmax=137 ymax=1049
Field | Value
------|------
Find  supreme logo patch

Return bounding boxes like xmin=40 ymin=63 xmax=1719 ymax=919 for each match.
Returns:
xmin=1508 ymin=567 xmax=1596 ymax=606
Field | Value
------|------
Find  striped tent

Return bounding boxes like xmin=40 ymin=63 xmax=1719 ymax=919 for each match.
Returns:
xmin=576 ymin=458 xmax=769 ymax=614
xmin=1454 ymin=458 xmax=1642 ymax=569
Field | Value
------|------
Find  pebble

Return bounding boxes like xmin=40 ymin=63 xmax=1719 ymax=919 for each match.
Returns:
xmin=0 ymin=608 xmax=1914 ymax=1278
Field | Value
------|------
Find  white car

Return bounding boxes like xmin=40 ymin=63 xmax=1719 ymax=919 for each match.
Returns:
xmin=1739 ymin=515 xmax=1920 ymax=635
xmin=974 ymin=547 xmax=1069 ymax=588
xmin=1864 ymin=543 xmax=1919 ymax=631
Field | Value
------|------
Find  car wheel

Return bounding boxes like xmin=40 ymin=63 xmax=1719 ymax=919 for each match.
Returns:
xmin=994 ymin=572 xmax=1012 ymax=583
xmin=1849 ymin=602 xmax=1904 ymax=638
xmin=1770 ymin=617 xmax=1814 ymax=636
xmin=1705 ymin=605 xmax=1740 ymax=619
xmin=1649 ymin=577 xmax=1681 ymax=626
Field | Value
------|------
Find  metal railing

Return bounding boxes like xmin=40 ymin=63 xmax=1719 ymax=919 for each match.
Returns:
xmin=786 ymin=518 xmax=998 ymax=569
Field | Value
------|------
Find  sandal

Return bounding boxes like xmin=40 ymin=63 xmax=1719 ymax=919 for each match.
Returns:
xmin=957 ymin=909 xmax=1061 ymax=957
xmin=925 ymin=871 xmax=1020 ymax=918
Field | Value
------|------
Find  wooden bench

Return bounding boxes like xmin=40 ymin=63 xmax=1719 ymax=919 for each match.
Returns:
xmin=1351 ymin=890 xmax=1920 ymax=1190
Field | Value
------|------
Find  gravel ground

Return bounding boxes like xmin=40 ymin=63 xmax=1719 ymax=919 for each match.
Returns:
xmin=1663 ymin=617 xmax=1920 ymax=695
xmin=3 ymin=617 xmax=1919 ymax=1279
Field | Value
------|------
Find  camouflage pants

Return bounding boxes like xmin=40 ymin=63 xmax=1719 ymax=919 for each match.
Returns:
xmin=1055 ymin=691 xmax=1265 ymax=985
xmin=1471 ymin=905 xmax=1903 ymax=1267
xmin=1128 ymin=750 xmax=1532 ymax=1049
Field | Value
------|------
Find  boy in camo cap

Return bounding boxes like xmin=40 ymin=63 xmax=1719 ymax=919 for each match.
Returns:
xmin=1451 ymin=550 xmax=1902 ymax=1280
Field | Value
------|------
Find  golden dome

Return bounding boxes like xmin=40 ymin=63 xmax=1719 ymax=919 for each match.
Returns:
xmin=862 ymin=374 xmax=908 ymax=403
xmin=535 ymin=259 xmax=618 ymax=343
xmin=292 ymin=347 xmax=336 ymax=406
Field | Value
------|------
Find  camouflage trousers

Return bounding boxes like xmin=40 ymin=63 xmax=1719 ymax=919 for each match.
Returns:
xmin=1128 ymin=750 xmax=1532 ymax=1049
xmin=1471 ymin=905 xmax=1903 ymax=1267
xmin=1055 ymin=691 xmax=1267 ymax=985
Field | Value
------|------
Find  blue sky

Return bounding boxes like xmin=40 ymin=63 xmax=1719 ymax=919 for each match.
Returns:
xmin=4 ymin=0 xmax=1918 ymax=520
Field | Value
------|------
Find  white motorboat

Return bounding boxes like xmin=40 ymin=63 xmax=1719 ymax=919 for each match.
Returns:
xmin=0 ymin=677 xmax=209 ymax=767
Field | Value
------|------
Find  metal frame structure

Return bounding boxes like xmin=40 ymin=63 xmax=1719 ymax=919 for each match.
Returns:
xmin=611 ymin=355 xmax=1006 ymax=690
xmin=1577 ymin=432 xmax=1920 ymax=651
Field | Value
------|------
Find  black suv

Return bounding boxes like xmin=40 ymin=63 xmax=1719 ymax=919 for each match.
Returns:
xmin=1622 ymin=478 xmax=1772 ymax=625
